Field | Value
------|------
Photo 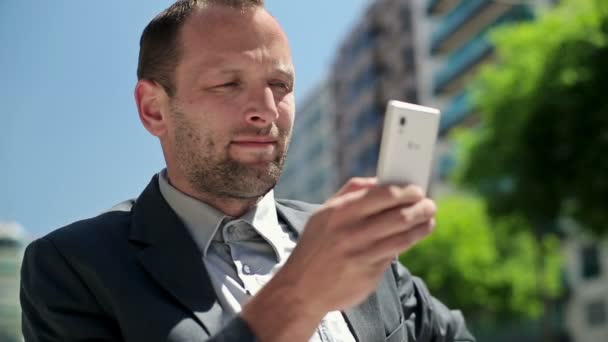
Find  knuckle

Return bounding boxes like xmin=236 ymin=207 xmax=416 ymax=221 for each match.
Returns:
xmin=397 ymin=208 xmax=412 ymax=225
xmin=339 ymin=234 xmax=360 ymax=256
xmin=319 ymin=201 xmax=338 ymax=215
xmin=325 ymin=194 xmax=350 ymax=211
xmin=406 ymin=185 xmax=424 ymax=201
xmin=384 ymin=185 xmax=402 ymax=199
xmin=422 ymin=199 xmax=437 ymax=218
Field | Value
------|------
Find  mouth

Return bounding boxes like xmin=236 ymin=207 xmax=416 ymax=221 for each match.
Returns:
xmin=231 ymin=136 xmax=278 ymax=148
xmin=232 ymin=136 xmax=278 ymax=144
xmin=231 ymin=141 xmax=276 ymax=147
xmin=229 ymin=137 xmax=279 ymax=159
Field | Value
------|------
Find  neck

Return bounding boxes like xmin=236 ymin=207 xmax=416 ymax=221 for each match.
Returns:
xmin=166 ymin=171 xmax=263 ymax=217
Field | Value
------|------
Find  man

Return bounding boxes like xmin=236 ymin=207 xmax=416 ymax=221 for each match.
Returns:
xmin=20 ymin=1 xmax=475 ymax=341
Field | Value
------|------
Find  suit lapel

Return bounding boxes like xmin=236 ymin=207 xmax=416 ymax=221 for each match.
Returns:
xmin=344 ymin=293 xmax=385 ymax=342
xmin=125 ymin=186 xmax=388 ymax=341
xmin=129 ymin=175 xmax=223 ymax=337
xmin=276 ymin=201 xmax=385 ymax=342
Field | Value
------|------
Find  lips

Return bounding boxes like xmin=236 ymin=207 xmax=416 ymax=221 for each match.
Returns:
xmin=230 ymin=137 xmax=277 ymax=151
xmin=229 ymin=136 xmax=280 ymax=164
xmin=231 ymin=141 xmax=276 ymax=148
xmin=232 ymin=136 xmax=277 ymax=144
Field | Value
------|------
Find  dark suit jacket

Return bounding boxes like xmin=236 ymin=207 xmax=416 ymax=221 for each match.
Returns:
xmin=20 ymin=175 xmax=475 ymax=342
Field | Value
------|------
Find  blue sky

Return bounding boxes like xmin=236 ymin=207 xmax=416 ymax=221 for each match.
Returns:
xmin=0 ymin=1 xmax=371 ymax=238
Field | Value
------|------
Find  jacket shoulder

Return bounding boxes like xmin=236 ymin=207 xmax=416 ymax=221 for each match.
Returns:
xmin=275 ymin=198 xmax=321 ymax=213
xmin=37 ymin=199 xmax=136 ymax=251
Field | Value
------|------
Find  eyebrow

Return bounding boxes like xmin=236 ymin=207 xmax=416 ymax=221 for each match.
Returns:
xmin=215 ymin=64 xmax=295 ymax=79
xmin=273 ymin=63 xmax=296 ymax=79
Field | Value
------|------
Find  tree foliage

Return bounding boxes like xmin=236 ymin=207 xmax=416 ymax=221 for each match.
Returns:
xmin=454 ymin=0 xmax=608 ymax=235
xmin=400 ymin=195 xmax=562 ymax=319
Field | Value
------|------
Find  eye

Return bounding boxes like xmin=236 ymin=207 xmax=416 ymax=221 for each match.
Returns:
xmin=207 ymin=81 xmax=241 ymax=93
xmin=269 ymin=81 xmax=292 ymax=93
xmin=217 ymin=81 xmax=239 ymax=88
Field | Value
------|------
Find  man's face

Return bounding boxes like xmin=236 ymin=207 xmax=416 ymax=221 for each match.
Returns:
xmin=164 ymin=6 xmax=295 ymax=200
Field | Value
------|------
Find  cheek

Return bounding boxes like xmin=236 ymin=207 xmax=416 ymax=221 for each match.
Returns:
xmin=277 ymin=97 xmax=295 ymax=131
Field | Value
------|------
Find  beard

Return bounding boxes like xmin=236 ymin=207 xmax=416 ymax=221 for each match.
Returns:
xmin=170 ymin=107 xmax=290 ymax=200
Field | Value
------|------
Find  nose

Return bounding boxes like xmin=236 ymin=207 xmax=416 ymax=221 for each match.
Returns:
xmin=244 ymin=85 xmax=279 ymax=128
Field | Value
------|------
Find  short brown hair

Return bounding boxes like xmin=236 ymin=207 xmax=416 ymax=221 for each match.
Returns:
xmin=137 ymin=0 xmax=264 ymax=97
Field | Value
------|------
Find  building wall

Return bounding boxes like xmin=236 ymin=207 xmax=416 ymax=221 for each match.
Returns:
xmin=412 ymin=0 xmax=554 ymax=191
xmin=562 ymin=219 xmax=608 ymax=342
xmin=330 ymin=0 xmax=418 ymax=186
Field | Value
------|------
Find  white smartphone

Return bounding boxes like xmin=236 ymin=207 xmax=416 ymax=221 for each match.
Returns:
xmin=376 ymin=100 xmax=440 ymax=194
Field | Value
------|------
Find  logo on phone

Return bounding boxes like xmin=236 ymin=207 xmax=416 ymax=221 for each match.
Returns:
xmin=408 ymin=141 xmax=421 ymax=150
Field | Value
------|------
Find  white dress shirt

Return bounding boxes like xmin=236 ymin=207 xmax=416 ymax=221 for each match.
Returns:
xmin=158 ymin=170 xmax=356 ymax=342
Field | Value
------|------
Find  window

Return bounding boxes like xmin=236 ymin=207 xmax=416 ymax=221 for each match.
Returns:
xmin=348 ymin=63 xmax=378 ymax=103
xmin=438 ymin=152 xmax=456 ymax=180
xmin=352 ymin=142 xmax=379 ymax=177
xmin=586 ymin=299 xmax=607 ymax=327
xmin=349 ymin=105 xmax=380 ymax=141
xmin=581 ymin=244 xmax=601 ymax=279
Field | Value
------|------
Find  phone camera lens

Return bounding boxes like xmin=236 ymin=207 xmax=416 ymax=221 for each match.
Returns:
xmin=400 ymin=117 xmax=406 ymax=126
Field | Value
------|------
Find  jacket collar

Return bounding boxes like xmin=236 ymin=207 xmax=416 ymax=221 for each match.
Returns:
xmin=129 ymin=174 xmax=223 ymax=337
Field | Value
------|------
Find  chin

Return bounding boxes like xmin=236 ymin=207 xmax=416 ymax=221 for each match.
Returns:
xmin=224 ymin=181 xmax=277 ymax=199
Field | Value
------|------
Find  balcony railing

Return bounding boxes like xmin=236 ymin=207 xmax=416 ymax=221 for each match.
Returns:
xmin=427 ymin=0 xmax=441 ymax=14
xmin=427 ymin=0 xmax=459 ymax=16
xmin=433 ymin=5 xmax=534 ymax=95
xmin=439 ymin=91 xmax=473 ymax=134
xmin=430 ymin=0 xmax=490 ymax=54
xmin=434 ymin=33 xmax=492 ymax=95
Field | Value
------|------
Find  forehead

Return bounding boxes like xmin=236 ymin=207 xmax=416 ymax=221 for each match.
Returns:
xmin=179 ymin=6 xmax=292 ymax=68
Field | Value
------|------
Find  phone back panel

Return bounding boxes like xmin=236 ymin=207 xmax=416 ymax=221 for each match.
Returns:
xmin=376 ymin=100 xmax=440 ymax=193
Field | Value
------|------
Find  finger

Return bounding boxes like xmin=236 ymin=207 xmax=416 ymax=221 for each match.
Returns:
xmin=329 ymin=184 xmax=426 ymax=226
xmin=331 ymin=177 xmax=378 ymax=199
xmin=351 ymin=198 xmax=437 ymax=244
xmin=362 ymin=218 xmax=436 ymax=263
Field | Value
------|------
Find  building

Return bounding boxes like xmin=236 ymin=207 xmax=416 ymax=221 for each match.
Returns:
xmin=275 ymin=81 xmax=338 ymax=203
xmin=410 ymin=0 xmax=553 ymax=193
xmin=562 ymin=218 xmax=608 ymax=342
xmin=0 ymin=221 xmax=26 ymax=342
xmin=330 ymin=0 xmax=418 ymax=186
xmin=411 ymin=2 xmax=607 ymax=340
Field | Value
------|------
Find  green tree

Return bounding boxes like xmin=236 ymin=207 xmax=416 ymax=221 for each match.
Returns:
xmin=401 ymin=195 xmax=561 ymax=322
xmin=447 ymin=0 xmax=608 ymax=339
xmin=455 ymin=0 xmax=608 ymax=235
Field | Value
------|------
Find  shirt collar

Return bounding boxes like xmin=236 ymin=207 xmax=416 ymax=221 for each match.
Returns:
xmin=157 ymin=169 xmax=284 ymax=260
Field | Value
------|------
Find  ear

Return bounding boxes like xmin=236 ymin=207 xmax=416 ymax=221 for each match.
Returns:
xmin=134 ymin=80 xmax=169 ymax=137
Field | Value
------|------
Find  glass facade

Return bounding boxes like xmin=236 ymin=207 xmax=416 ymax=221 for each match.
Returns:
xmin=439 ymin=91 xmax=472 ymax=134
xmin=433 ymin=4 xmax=534 ymax=95
xmin=330 ymin=0 xmax=418 ymax=186
xmin=430 ymin=0 xmax=490 ymax=53
xmin=427 ymin=0 xmax=540 ymax=185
